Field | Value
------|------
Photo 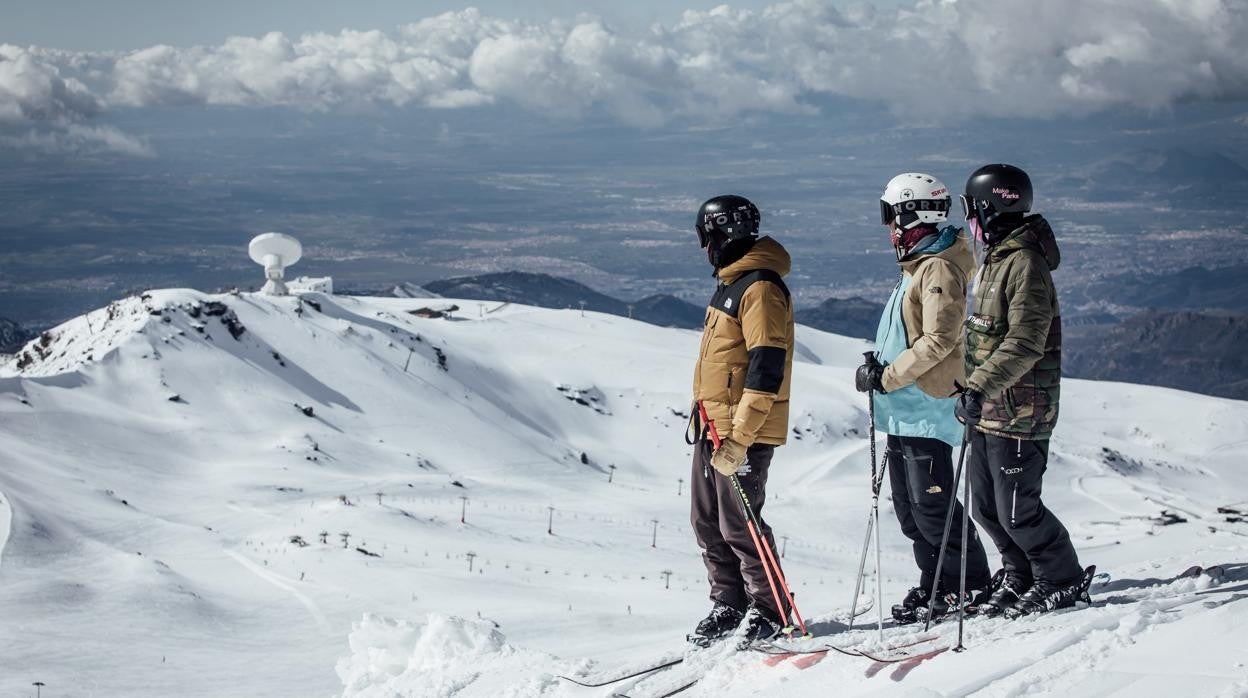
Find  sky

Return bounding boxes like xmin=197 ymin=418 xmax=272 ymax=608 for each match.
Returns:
xmin=2 ymin=0 xmax=1245 ymax=157
xmin=1 ymin=0 xmax=1246 ymax=330
xmin=3 ymin=0 xmax=911 ymax=51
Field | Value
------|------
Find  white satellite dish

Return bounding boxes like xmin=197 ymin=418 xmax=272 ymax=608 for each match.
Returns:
xmin=248 ymin=232 xmax=303 ymax=296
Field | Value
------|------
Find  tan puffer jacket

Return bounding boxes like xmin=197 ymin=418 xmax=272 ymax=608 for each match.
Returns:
xmin=881 ymin=231 xmax=976 ymax=398
xmin=692 ymin=237 xmax=795 ymax=447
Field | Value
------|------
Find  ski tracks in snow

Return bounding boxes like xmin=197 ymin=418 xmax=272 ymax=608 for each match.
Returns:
xmin=224 ymin=548 xmax=333 ymax=635
xmin=938 ymin=585 xmax=1246 ymax=697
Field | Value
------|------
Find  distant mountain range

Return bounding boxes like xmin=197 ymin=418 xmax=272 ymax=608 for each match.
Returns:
xmin=1065 ymin=311 xmax=1248 ymax=400
xmin=0 ymin=317 xmax=34 ymax=354
xmin=794 ymin=296 xmax=882 ymax=341
xmin=416 ymin=271 xmax=1246 ymax=401
xmin=421 ymin=272 xmax=890 ymax=339
xmin=423 ymin=272 xmax=705 ymax=329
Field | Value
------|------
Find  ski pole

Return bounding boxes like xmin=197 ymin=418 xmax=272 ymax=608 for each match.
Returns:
xmin=874 ymin=472 xmax=884 ymax=642
xmin=870 ymin=372 xmax=885 ymax=642
xmin=847 ymin=505 xmax=874 ymax=631
xmin=697 ymin=401 xmax=810 ymax=637
xmin=955 ymin=457 xmax=972 ymax=652
xmin=849 ymin=352 xmax=887 ymax=638
xmin=924 ymin=423 xmax=972 ymax=632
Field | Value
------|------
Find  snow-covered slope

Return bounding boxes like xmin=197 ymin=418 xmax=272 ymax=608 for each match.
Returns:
xmin=0 ymin=290 xmax=1245 ymax=697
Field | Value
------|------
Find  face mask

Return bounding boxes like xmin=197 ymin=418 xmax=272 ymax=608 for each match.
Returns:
xmin=968 ymin=216 xmax=986 ymax=244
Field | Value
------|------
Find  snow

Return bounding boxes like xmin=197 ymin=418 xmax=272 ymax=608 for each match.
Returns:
xmin=0 ymin=289 xmax=1246 ymax=697
xmin=337 ymin=614 xmax=561 ymax=698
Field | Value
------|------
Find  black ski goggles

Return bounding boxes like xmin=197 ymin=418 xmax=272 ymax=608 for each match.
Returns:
xmin=696 ymin=210 xmax=752 ymax=247
xmin=879 ymin=197 xmax=950 ymax=225
xmin=960 ymin=194 xmax=989 ymax=220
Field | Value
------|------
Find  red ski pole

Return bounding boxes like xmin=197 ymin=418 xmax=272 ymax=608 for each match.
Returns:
xmin=697 ymin=401 xmax=809 ymax=637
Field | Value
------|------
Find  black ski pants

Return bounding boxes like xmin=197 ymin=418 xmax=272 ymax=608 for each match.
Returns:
xmin=887 ymin=434 xmax=992 ymax=592
xmin=967 ymin=431 xmax=1083 ymax=586
xmin=690 ymin=438 xmax=785 ymax=618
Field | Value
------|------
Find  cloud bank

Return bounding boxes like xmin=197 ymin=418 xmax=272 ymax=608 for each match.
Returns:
xmin=3 ymin=0 xmax=1247 ymax=153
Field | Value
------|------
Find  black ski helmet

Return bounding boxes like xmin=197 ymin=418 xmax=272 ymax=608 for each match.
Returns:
xmin=962 ymin=164 xmax=1033 ymax=238
xmin=695 ymin=195 xmax=760 ymax=248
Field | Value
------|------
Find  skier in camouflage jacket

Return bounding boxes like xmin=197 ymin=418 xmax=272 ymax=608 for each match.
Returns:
xmin=955 ymin=164 xmax=1089 ymax=619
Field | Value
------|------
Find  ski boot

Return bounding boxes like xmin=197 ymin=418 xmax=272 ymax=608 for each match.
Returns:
xmin=913 ymin=584 xmax=991 ymax=624
xmin=979 ymin=570 xmax=1029 ymax=618
xmin=1004 ymin=565 xmax=1096 ymax=619
xmin=891 ymin=586 xmax=930 ymax=625
xmin=687 ymin=602 xmax=744 ymax=647
xmin=736 ymin=605 xmax=784 ymax=649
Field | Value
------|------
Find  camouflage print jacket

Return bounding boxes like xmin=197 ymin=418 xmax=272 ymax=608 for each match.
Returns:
xmin=964 ymin=215 xmax=1062 ymax=440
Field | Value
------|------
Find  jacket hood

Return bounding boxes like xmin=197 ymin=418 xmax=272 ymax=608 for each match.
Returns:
xmin=900 ymin=226 xmax=974 ymax=278
xmin=717 ymin=236 xmax=791 ymax=283
xmin=989 ymin=214 xmax=1061 ymax=271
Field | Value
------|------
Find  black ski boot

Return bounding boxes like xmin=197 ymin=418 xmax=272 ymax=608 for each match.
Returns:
xmin=737 ymin=605 xmax=783 ymax=649
xmin=1004 ymin=566 xmax=1096 ymax=619
xmin=687 ymin=602 xmax=744 ymax=647
xmin=891 ymin=586 xmax=930 ymax=625
xmin=979 ymin=570 xmax=1029 ymax=618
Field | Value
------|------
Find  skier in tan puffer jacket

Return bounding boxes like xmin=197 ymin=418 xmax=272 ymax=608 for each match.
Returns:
xmin=685 ymin=194 xmax=796 ymax=648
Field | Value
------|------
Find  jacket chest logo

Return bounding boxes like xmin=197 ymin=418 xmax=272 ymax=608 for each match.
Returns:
xmin=967 ymin=314 xmax=995 ymax=331
xmin=723 ymin=298 xmax=733 ymax=310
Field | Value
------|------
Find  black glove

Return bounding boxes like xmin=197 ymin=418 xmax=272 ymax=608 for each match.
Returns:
xmin=854 ymin=357 xmax=887 ymax=394
xmin=955 ymin=388 xmax=984 ymax=425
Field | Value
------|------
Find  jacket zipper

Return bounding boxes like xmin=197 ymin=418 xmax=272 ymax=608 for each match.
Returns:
xmin=1010 ymin=483 xmax=1018 ymax=527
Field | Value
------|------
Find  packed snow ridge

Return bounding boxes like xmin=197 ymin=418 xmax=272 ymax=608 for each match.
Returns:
xmin=0 ymin=289 xmax=1246 ymax=697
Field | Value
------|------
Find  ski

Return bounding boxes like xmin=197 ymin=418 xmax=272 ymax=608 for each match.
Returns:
xmin=860 ymin=644 xmax=951 ymax=665
xmin=1180 ymin=564 xmax=1225 ymax=581
xmin=557 ymin=657 xmax=684 ymax=688
xmin=758 ymin=632 xmax=941 ymax=664
xmin=613 ymin=677 xmax=700 ymax=698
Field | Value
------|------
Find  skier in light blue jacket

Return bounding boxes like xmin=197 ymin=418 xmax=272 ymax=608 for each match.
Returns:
xmin=854 ymin=172 xmax=994 ymax=624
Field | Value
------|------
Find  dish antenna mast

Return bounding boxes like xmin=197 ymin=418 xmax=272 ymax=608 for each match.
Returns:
xmin=248 ymin=232 xmax=303 ymax=296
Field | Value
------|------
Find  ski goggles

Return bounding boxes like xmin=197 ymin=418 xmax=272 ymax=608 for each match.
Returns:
xmin=878 ymin=197 xmax=950 ymax=225
xmin=960 ymin=194 xmax=989 ymax=220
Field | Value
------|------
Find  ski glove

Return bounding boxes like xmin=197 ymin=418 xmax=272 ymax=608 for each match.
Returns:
xmin=955 ymin=388 xmax=984 ymax=426
xmin=854 ymin=359 xmax=887 ymax=394
xmin=710 ymin=438 xmax=749 ymax=477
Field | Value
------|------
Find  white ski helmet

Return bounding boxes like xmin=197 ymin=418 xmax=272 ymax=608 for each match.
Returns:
xmin=879 ymin=172 xmax=952 ymax=231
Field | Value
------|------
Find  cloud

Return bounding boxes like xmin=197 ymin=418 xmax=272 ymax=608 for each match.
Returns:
xmin=0 ymin=45 xmax=155 ymax=155
xmin=0 ymin=45 xmax=99 ymax=125
xmin=4 ymin=0 xmax=1248 ymax=154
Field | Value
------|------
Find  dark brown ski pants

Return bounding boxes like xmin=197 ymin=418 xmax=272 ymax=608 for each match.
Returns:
xmin=690 ymin=438 xmax=784 ymax=617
